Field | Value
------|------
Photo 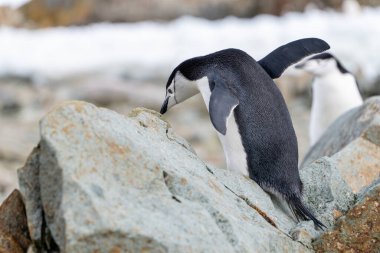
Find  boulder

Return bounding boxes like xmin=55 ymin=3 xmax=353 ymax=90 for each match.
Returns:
xmin=301 ymin=97 xmax=380 ymax=195
xmin=302 ymin=96 xmax=380 ymax=167
xmin=0 ymin=190 xmax=31 ymax=253
xmin=18 ymin=101 xmax=311 ymax=252
xmin=296 ymin=98 xmax=380 ymax=241
xmin=294 ymin=153 xmax=378 ymax=247
xmin=299 ymin=157 xmax=356 ymax=228
xmin=313 ymin=179 xmax=380 ymax=252
xmin=329 ymin=137 xmax=380 ymax=193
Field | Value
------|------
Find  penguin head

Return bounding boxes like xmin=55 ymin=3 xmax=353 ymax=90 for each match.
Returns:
xmin=295 ymin=53 xmax=349 ymax=76
xmin=160 ymin=67 xmax=200 ymax=114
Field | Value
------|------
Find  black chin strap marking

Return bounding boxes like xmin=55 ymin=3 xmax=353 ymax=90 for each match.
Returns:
xmin=173 ymin=79 xmax=178 ymax=104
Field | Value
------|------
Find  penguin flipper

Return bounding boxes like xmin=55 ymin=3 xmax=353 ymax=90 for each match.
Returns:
xmin=258 ymin=38 xmax=330 ymax=79
xmin=209 ymin=77 xmax=239 ymax=135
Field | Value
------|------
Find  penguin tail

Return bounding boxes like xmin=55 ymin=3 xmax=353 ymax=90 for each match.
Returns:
xmin=287 ymin=195 xmax=326 ymax=230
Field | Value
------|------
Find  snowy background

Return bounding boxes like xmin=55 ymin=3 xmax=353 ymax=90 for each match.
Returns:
xmin=0 ymin=0 xmax=28 ymax=8
xmin=0 ymin=6 xmax=380 ymax=85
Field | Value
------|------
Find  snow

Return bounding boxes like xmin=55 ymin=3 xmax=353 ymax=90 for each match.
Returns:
xmin=0 ymin=0 xmax=29 ymax=8
xmin=0 ymin=7 xmax=380 ymax=84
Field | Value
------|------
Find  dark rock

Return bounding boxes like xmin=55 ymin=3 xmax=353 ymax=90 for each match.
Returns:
xmin=313 ymin=179 xmax=380 ymax=252
xmin=0 ymin=190 xmax=31 ymax=253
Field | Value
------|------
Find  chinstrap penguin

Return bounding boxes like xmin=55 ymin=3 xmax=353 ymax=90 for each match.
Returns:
xmin=295 ymin=53 xmax=363 ymax=146
xmin=160 ymin=38 xmax=330 ymax=229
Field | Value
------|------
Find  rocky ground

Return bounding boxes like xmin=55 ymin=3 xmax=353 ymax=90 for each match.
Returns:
xmin=0 ymin=98 xmax=378 ymax=252
xmin=0 ymin=0 xmax=359 ymax=28
xmin=2 ymin=0 xmax=379 ymax=28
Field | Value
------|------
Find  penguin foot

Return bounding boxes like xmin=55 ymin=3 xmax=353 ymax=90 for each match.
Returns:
xmin=287 ymin=194 xmax=326 ymax=230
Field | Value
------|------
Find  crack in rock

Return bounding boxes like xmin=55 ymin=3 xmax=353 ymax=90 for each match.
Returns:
xmin=205 ymin=165 xmax=215 ymax=175
xmin=162 ymin=171 xmax=239 ymax=250
xmin=223 ymin=185 xmax=278 ymax=229
xmin=165 ymin=129 xmax=196 ymax=154
xmin=159 ymin=122 xmax=197 ymax=156
xmin=240 ymin=196 xmax=278 ymax=228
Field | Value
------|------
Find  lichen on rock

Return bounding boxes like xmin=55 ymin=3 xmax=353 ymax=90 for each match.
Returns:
xmin=18 ymin=101 xmax=311 ymax=252
xmin=15 ymin=98 xmax=380 ymax=252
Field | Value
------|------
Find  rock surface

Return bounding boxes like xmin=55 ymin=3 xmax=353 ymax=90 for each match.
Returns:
xmin=301 ymin=97 xmax=380 ymax=196
xmin=300 ymin=157 xmax=356 ymax=228
xmin=302 ymin=97 xmax=380 ymax=167
xmin=330 ymin=137 xmax=380 ymax=193
xmin=18 ymin=148 xmax=43 ymax=247
xmin=0 ymin=190 xmax=31 ymax=253
xmin=313 ymin=179 xmax=380 ymax=252
xmin=19 ymin=101 xmax=312 ymax=253
xmin=16 ymin=99 xmax=380 ymax=252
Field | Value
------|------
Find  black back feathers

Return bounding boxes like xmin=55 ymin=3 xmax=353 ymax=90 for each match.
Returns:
xmin=258 ymin=38 xmax=330 ymax=79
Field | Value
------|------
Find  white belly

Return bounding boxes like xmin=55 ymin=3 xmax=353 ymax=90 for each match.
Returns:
xmin=197 ymin=77 xmax=249 ymax=176
xmin=310 ymin=73 xmax=363 ymax=145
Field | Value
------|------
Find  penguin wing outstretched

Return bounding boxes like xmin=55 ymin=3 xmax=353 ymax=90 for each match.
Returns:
xmin=258 ymin=38 xmax=330 ymax=79
xmin=209 ymin=76 xmax=239 ymax=135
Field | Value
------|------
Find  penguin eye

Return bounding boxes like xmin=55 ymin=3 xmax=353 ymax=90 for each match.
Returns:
xmin=168 ymin=89 xmax=173 ymax=94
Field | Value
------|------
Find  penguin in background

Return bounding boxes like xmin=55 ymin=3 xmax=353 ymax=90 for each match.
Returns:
xmin=295 ymin=53 xmax=363 ymax=146
xmin=160 ymin=38 xmax=330 ymax=229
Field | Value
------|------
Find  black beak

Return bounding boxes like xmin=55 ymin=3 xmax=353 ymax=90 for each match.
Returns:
xmin=160 ymin=97 xmax=169 ymax=114
xmin=295 ymin=63 xmax=305 ymax=69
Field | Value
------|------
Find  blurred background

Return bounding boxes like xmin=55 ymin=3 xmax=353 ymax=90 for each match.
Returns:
xmin=0 ymin=0 xmax=379 ymax=202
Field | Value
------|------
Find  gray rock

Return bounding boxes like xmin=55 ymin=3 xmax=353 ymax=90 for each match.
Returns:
xmin=287 ymin=98 xmax=380 ymax=247
xmin=300 ymin=157 xmax=356 ymax=228
xmin=357 ymin=177 xmax=380 ymax=202
xmin=329 ymin=137 xmax=380 ymax=193
xmin=289 ymin=221 xmax=319 ymax=249
xmin=301 ymin=96 xmax=380 ymax=167
xmin=19 ymin=101 xmax=310 ymax=253
xmin=18 ymin=147 xmax=43 ymax=244
xmin=209 ymin=166 xmax=297 ymax=233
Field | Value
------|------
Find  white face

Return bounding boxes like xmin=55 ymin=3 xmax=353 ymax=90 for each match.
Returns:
xmin=297 ymin=58 xmax=338 ymax=76
xmin=161 ymin=71 xmax=200 ymax=113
